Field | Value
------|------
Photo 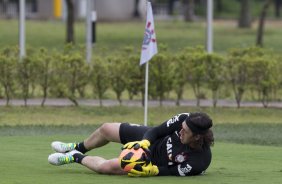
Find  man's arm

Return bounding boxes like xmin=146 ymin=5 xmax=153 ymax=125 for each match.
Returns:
xmin=143 ymin=113 xmax=189 ymax=143
xmin=123 ymin=113 xmax=189 ymax=149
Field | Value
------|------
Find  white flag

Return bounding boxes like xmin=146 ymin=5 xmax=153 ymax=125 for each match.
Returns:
xmin=140 ymin=2 xmax=158 ymax=65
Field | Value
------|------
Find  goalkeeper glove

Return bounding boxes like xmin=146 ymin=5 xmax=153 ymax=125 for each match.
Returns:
xmin=128 ymin=163 xmax=159 ymax=177
xmin=123 ymin=139 xmax=150 ymax=150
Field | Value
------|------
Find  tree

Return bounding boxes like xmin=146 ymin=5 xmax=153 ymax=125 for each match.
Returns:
xmin=183 ymin=0 xmax=196 ymax=21
xmin=226 ymin=48 xmax=250 ymax=108
xmin=150 ymin=53 xmax=173 ymax=106
xmin=17 ymin=49 xmax=37 ymax=107
xmin=238 ymin=0 xmax=252 ymax=28
xmin=90 ymin=57 xmax=109 ymax=107
xmin=256 ymin=0 xmax=272 ymax=47
xmin=0 ymin=47 xmax=17 ymax=106
xmin=274 ymin=0 xmax=282 ymax=17
xmin=171 ymin=54 xmax=188 ymax=106
xmin=185 ymin=46 xmax=206 ymax=107
xmin=215 ymin=0 xmax=223 ymax=14
xmin=204 ymin=53 xmax=225 ymax=108
xmin=133 ymin=0 xmax=140 ymax=18
xmin=247 ymin=49 xmax=278 ymax=107
xmin=108 ymin=56 xmax=127 ymax=105
xmin=168 ymin=0 xmax=176 ymax=15
xmin=35 ymin=48 xmax=53 ymax=107
xmin=122 ymin=47 xmax=144 ymax=102
xmin=65 ymin=0 xmax=75 ymax=43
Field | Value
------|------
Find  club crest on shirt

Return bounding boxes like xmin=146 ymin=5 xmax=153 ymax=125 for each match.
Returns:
xmin=175 ymin=153 xmax=188 ymax=163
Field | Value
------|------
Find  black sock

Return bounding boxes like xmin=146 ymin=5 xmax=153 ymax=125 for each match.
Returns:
xmin=73 ymin=153 xmax=86 ymax=164
xmin=75 ymin=142 xmax=88 ymax=154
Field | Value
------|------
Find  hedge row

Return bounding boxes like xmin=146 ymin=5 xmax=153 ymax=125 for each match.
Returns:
xmin=0 ymin=45 xmax=281 ymax=107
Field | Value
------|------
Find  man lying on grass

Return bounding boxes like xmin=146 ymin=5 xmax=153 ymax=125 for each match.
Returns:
xmin=48 ymin=112 xmax=214 ymax=177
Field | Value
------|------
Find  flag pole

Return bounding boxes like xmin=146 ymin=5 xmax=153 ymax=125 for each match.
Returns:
xmin=140 ymin=1 xmax=157 ymax=126
xmin=144 ymin=62 xmax=149 ymax=126
xmin=144 ymin=0 xmax=149 ymax=126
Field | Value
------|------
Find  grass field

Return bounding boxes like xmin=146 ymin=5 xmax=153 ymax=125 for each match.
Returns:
xmin=1 ymin=135 xmax=282 ymax=184
xmin=1 ymin=106 xmax=282 ymax=183
xmin=1 ymin=19 xmax=282 ymax=54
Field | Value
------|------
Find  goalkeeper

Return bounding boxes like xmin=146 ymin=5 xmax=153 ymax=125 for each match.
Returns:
xmin=48 ymin=112 xmax=214 ymax=177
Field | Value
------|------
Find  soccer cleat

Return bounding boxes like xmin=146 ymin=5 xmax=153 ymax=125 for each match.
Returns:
xmin=48 ymin=153 xmax=74 ymax=165
xmin=48 ymin=150 xmax=82 ymax=166
xmin=51 ymin=141 xmax=76 ymax=153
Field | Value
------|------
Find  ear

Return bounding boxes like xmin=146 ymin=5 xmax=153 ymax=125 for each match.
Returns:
xmin=194 ymin=134 xmax=201 ymax=141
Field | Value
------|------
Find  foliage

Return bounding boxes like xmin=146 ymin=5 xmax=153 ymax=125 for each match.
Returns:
xmin=184 ymin=46 xmax=207 ymax=106
xmin=0 ymin=45 xmax=281 ymax=108
xmin=120 ymin=46 xmax=144 ymax=101
xmin=34 ymin=48 xmax=53 ymax=106
xmin=171 ymin=53 xmax=188 ymax=106
xmin=150 ymin=46 xmax=173 ymax=106
xmin=204 ymin=53 xmax=225 ymax=107
xmin=108 ymin=56 xmax=127 ymax=105
xmin=226 ymin=47 xmax=250 ymax=108
xmin=90 ymin=57 xmax=110 ymax=106
xmin=17 ymin=47 xmax=38 ymax=106
xmin=247 ymin=48 xmax=279 ymax=107
xmin=0 ymin=46 xmax=18 ymax=106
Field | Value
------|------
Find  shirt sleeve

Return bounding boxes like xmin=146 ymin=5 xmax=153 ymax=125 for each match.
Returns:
xmin=142 ymin=113 xmax=189 ymax=143
xmin=157 ymin=161 xmax=203 ymax=176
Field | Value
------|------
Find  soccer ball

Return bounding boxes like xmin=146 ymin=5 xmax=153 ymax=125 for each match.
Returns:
xmin=119 ymin=147 xmax=150 ymax=172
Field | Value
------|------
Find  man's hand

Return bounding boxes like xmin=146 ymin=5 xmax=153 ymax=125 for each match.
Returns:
xmin=123 ymin=139 xmax=150 ymax=150
xmin=128 ymin=163 xmax=159 ymax=177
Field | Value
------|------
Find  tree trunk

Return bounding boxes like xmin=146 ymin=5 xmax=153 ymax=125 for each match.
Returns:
xmin=215 ymin=0 xmax=223 ymax=13
xmin=4 ymin=85 xmax=10 ymax=106
xmin=212 ymin=90 xmax=218 ymax=108
xmin=65 ymin=0 xmax=75 ymax=43
xmin=274 ymin=0 xmax=282 ymax=17
xmin=168 ymin=0 xmax=175 ymax=15
xmin=183 ymin=0 xmax=196 ymax=22
xmin=133 ymin=0 xmax=140 ymax=18
xmin=238 ymin=0 xmax=252 ymax=28
xmin=41 ymin=86 xmax=47 ymax=107
xmin=256 ymin=0 xmax=272 ymax=47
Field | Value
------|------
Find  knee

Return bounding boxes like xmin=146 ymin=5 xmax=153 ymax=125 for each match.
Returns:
xmin=99 ymin=123 xmax=114 ymax=138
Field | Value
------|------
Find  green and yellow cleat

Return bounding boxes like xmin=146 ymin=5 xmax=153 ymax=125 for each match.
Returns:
xmin=51 ymin=141 xmax=76 ymax=153
xmin=48 ymin=150 xmax=81 ymax=166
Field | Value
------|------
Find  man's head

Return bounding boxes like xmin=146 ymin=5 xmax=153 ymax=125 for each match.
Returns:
xmin=185 ymin=112 xmax=213 ymax=135
xmin=180 ymin=112 xmax=214 ymax=149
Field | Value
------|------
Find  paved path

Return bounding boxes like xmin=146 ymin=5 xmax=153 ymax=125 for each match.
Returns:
xmin=1 ymin=98 xmax=282 ymax=108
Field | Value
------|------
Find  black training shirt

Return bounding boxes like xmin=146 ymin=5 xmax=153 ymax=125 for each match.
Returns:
xmin=143 ymin=113 xmax=212 ymax=176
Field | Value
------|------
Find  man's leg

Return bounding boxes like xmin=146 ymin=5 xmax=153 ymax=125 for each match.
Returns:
xmin=51 ymin=122 xmax=121 ymax=153
xmin=83 ymin=122 xmax=121 ymax=150
xmin=81 ymin=156 xmax=126 ymax=175
xmin=48 ymin=151 xmax=126 ymax=175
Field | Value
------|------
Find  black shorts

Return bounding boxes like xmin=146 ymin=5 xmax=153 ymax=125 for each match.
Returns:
xmin=119 ymin=123 xmax=151 ymax=144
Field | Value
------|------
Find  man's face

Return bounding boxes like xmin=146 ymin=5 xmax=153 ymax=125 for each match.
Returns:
xmin=179 ymin=121 xmax=194 ymax=144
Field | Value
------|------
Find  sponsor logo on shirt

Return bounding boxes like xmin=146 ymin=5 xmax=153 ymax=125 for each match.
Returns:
xmin=178 ymin=164 xmax=192 ymax=176
xmin=166 ymin=114 xmax=181 ymax=127
xmin=166 ymin=113 xmax=189 ymax=127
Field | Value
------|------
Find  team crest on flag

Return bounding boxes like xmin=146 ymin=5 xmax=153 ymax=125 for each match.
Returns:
xmin=142 ymin=22 xmax=156 ymax=50
xmin=140 ymin=2 xmax=158 ymax=65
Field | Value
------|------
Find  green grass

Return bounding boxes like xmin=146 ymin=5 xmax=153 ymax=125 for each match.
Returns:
xmin=1 ymin=106 xmax=282 ymax=126
xmin=1 ymin=19 xmax=282 ymax=54
xmin=1 ymin=106 xmax=282 ymax=146
xmin=1 ymin=106 xmax=282 ymax=183
xmin=1 ymin=135 xmax=282 ymax=184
